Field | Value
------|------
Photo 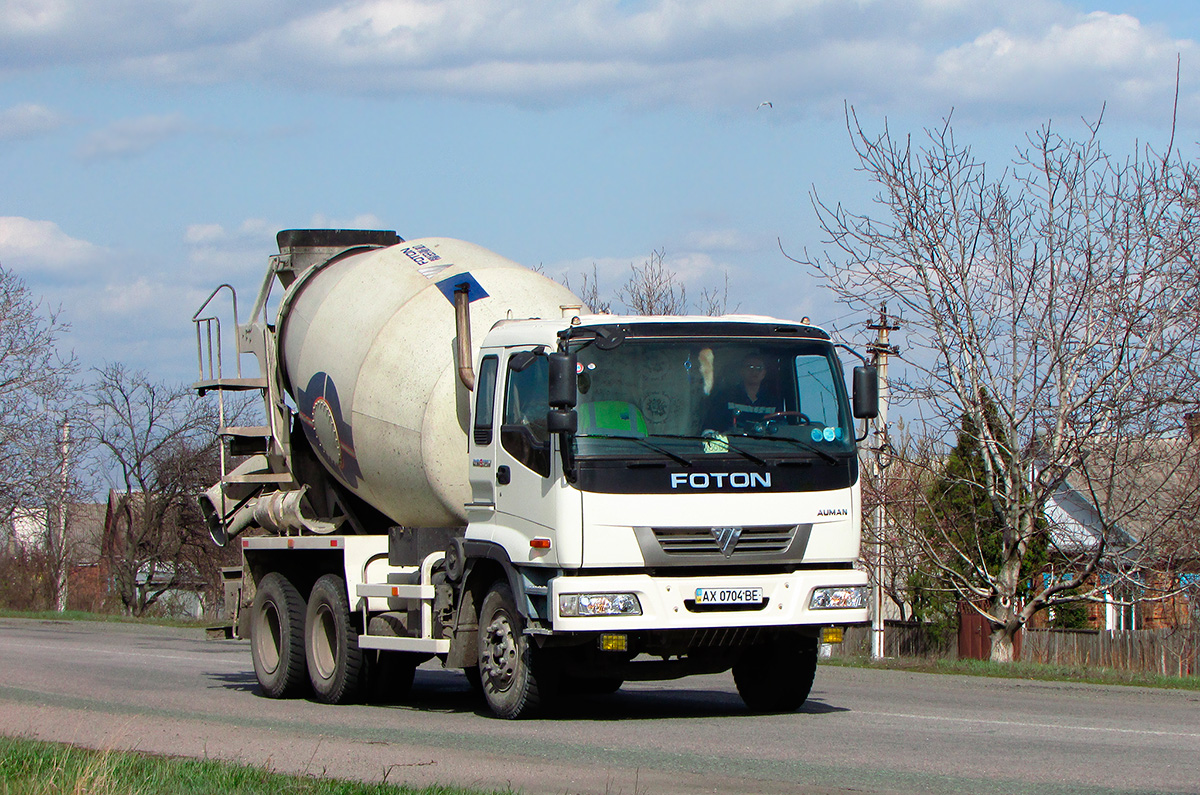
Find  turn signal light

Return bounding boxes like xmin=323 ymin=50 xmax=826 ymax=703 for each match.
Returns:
xmin=599 ymin=633 xmax=628 ymax=652
xmin=821 ymin=626 xmax=844 ymax=644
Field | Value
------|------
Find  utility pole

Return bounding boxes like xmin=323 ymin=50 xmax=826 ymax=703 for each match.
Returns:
xmin=55 ymin=418 xmax=70 ymax=613
xmin=866 ymin=304 xmax=899 ymax=659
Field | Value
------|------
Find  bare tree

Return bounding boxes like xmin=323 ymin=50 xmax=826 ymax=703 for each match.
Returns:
xmin=85 ymin=364 xmax=224 ymax=616
xmin=616 ymin=249 xmax=689 ymax=315
xmin=802 ymin=109 xmax=1200 ymax=661
xmin=695 ymin=272 xmax=737 ymax=317
xmin=859 ymin=424 xmax=941 ymax=623
xmin=0 ymin=264 xmax=80 ymax=610
xmin=563 ymin=264 xmax=614 ymax=314
xmin=565 ymin=249 xmax=737 ymax=317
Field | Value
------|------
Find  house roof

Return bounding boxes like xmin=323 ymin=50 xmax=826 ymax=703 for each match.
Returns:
xmin=4 ymin=502 xmax=107 ymax=565
xmin=1046 ymin=433 xmax=1200 ymax=557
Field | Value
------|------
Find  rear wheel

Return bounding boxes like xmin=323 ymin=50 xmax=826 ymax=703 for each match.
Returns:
xmin=305 ymin=573 xmax=365 ymax=704
xmin=733 ymin=634 xmax=817 ymax=712
xmin=250 ymin=572 xmax=308 ymax=698
xmin=477 ymin=581 xmax=558 ymax=718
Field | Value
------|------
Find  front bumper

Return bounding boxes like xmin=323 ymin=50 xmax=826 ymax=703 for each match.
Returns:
xmin=549 ymin=568 xmax=869 ymax=632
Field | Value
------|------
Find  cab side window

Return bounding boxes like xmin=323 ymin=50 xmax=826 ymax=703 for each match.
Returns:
xmin=473 ymin=355 xmax=499 ymax=445
xmin=501 ymin=351 xmax=551 ymax=476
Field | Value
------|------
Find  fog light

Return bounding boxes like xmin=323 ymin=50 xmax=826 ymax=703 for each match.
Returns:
xmin=821 ymin=626 xmax=844 ymax=644
xmin=809 ymin=586 xmax=868 ymax=610
xmin=559 ymin=593 xmax=642 ymax=617
xmin=599 ymin=633 xmax=628 ymax=652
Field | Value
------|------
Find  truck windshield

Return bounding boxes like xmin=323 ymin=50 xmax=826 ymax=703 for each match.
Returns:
xmin=571 ymin=337 xmax=855 ymax=461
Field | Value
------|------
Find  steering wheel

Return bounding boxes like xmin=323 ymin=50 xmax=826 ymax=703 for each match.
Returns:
xmin=764 ymin=411 xmax=812 ymax=424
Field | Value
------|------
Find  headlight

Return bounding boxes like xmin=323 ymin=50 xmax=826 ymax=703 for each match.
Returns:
xmin=559 ymin=593 xmax=642 ymax=617
xmin=809 ymin=586 xmax=868 ymax=610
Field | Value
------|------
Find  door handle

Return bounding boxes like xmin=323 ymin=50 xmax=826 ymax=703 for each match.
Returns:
xmin=496 ymin=465 xmax=511 ymax=485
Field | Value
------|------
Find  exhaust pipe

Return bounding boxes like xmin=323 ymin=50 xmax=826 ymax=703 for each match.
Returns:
xmin=454 ymin=282 xmax=475 ymax=391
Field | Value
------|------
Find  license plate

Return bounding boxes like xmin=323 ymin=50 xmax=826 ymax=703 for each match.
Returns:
xmin=694 ymin=587 xmax=764 ymax=605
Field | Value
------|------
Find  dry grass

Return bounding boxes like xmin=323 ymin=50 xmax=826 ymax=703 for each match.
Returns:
xmin=0 ymin=737 xmax=511 ymax=795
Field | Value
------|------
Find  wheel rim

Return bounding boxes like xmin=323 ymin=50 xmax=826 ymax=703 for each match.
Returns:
xmin=481 ymin=610 xmax=518 ymax=693
xmin=255 ymin=600 xmax=282 ymax=674
xmin=311 ymin=602 xmax=338 ymax=680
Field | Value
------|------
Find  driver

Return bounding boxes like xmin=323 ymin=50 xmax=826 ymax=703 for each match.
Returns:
xmin=704 ymin=352 xmax=780 ymax=432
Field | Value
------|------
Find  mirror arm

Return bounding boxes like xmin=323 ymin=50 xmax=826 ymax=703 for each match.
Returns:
xmin=559 ymin=434 xmax=577 ymax=483
xmin=835 ymin=342 xmax=869 ymax=366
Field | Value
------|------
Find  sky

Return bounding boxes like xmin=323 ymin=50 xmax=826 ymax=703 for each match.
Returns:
xmin=1 ymin=0 xmax=1199 ymax=386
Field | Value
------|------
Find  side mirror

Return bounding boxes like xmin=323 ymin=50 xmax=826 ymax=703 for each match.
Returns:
xmin=853 ymin=365 xmax=879 ymax=419
xmin=548 ymin=352 xmax=577 ymax=408
xmin=547 ymin=409 xmax=578 ymax=434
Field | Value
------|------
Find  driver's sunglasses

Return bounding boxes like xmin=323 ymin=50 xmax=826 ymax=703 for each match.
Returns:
xmin=744 ymin=364 xmax=764 ymax=371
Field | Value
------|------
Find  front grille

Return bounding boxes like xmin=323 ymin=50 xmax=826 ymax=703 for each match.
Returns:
xmin=651 ymin=525 xmax=797 ymax=556
xmin=686 ymin=626 xmax=769 ymax=648
xmin=684 ymin=599 xmax=770 ymax=613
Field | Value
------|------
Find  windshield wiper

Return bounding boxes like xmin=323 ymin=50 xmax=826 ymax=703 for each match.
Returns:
xmin=733 ymin=434 xmax=840 ymax=465
xmin=649 ymin=434 xmax=769 ymax=467
xmin=576 ymin=433 xmax=694 ymax=467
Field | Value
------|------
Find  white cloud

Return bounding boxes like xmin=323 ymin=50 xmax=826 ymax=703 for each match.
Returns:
xmin=1 ymin=1 xmax=1195 ymax=123
xmin=928 ymin=12 xmax=1189 ymax=112
xmin=76 ymin=113 xmax=189 ymax=161
xmin=0 ymin=103 xmax=69 ymax=139
xmin=0 ymin=216 xmax=104 ymax=273
xmin=0 ymin=0 xmax=71 ymax=35
xmin=185 ymin=223 xmax=227 ymax=244
xmin=183 ymin=219 xmax=278 ymax=280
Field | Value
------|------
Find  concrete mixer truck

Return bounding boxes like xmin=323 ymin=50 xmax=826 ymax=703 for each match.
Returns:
xmin=193 ymin=229 xmax=878 ymax=719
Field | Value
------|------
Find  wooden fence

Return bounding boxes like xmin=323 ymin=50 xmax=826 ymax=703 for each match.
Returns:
xmin=1021 ymin=628 xmax=1198 ymax=677
xmin=833 ymin=621 xmax=957 ymax=660
xmin=830 ymin=623 xmax=1198 ymax=677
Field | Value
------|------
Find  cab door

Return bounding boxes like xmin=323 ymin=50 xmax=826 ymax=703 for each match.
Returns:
xmin=493 ymin=348 xmax=560 ymax=537
xmin=466 ymin=353 xmax=500 ymax=516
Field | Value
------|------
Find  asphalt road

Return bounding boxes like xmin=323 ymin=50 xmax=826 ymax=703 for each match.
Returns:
xmin=0 ymin=618 xmax=1197 ymax=795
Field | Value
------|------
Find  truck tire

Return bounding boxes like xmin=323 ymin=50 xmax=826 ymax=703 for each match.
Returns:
xmin=477 ymin=581 xmax=558 ymax=719
xmin=305 ymin=573 xmax=365 ymax=704
xmin=250 ymin=572 xmax=309 ymax=698
xmin=733 ymin=634 xmax=817 ymax=713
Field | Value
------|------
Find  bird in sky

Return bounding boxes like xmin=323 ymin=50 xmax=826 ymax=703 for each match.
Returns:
xmin=757 ymin=101 xmax=773 ymax=109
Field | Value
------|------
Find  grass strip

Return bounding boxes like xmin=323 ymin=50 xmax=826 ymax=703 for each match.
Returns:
xmin=0 ymin=736 xmax=512 ymax=795
xmin=822 ymin=654 xmax=1200 ymax=690
xmin=0 ymin=609 xmax=208 ymax=629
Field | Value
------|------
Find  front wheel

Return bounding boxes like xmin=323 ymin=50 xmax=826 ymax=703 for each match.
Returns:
xmin=733 ymin=634 xmax=817 ymax=712
xmin=250 ymin=572 xmax=309 ymax=698
xmin=477 ymin=581 xmax=558 ymax=718
xmin=305 ymin=573 xmax=365 ymax=704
